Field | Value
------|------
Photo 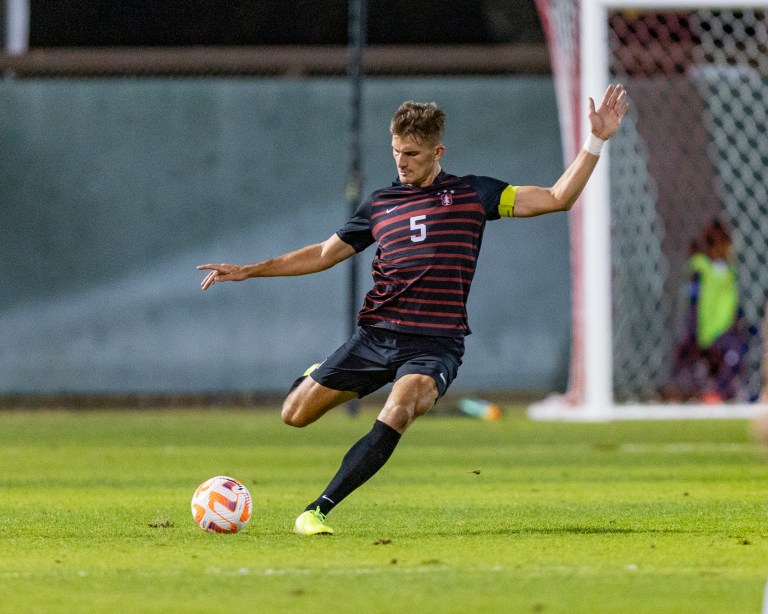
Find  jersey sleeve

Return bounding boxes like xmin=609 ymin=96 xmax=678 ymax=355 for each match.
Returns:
xmin=336 ymin=193 xmax=375 ymax=252
xmin=466 ymin=175 xmax=518 ymax=220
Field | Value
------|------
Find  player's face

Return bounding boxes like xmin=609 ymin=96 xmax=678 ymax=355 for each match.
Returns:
xmin=391 ymin=134 xmax=444 ymax=187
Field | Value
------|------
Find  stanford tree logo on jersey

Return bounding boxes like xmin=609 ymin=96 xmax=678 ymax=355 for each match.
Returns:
xmin=438 ymin=189 xmax=454 ymax=206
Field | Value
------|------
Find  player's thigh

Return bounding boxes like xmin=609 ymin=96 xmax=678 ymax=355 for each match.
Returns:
xmin=377 ymin=373 xmax=439 ymax=433
xmin=394 ymin=335 xmax=463 ymax=398
xmin=281 ymin=376 xmax=357 ymax=428
xmin=311 ymin=329 xmax=396 ymax=398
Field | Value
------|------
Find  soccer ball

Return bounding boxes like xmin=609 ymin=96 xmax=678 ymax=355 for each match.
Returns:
xmin=191 ymin=475 xmax=252 ymax=533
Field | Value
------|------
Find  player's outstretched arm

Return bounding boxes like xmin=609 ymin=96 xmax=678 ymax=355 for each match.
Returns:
xmin=512 ymin=83 xmax=628 ymax=218
xmin=197 ymin=233 xmax=356 ymax=291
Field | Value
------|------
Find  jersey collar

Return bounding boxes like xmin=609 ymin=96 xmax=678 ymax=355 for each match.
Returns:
xmin=392 ymin=170 xmax=448 ymax=189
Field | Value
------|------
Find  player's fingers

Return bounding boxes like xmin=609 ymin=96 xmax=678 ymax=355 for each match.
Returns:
xmin=201 ymin=270 xmax=218 ymax=290
xmin=601 ymin=83 xmax=616 ymax=106
xmin=611 ymin=94 xmax=628 ymax=120
xmin=606 ymin=83 xmax=625 ymax=109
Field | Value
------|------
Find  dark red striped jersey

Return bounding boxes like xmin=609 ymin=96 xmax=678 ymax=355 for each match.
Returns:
xmin=337 ymin=171 xmax=511 ymax=337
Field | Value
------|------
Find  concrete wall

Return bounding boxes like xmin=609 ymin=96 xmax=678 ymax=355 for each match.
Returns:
xmin=0 ymin=76 xmax=570 ymax=394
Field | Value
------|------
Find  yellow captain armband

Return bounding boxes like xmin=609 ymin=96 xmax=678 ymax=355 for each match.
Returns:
xmin=498 ymin=185 xmax=519 ymax=218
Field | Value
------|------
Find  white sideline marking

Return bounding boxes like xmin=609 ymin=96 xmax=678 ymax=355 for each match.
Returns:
xmin=206 ymin=565 xmax=505 ymax=577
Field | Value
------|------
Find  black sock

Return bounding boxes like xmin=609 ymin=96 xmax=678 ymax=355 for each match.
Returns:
xmin=305 ymin=419 xmax=402 ymax=516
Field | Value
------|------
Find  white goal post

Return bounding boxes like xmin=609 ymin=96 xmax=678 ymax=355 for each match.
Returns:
xmin=529 ymin=0 xmax=768 ymax=420
xmin=4 ymin=0 xmax=30 ymax=55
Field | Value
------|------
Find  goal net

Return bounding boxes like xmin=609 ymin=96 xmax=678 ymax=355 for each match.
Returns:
xmin=531 ymin=0 xmax=768 ymax=419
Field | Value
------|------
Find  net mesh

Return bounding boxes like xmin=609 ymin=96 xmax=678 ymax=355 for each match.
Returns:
xmin=537 ymin=2 xmax=768 ymax=404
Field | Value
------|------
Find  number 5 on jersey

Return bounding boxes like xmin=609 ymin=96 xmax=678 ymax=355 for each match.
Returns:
xmin=410 ymin=215 xmax=427 ymax=243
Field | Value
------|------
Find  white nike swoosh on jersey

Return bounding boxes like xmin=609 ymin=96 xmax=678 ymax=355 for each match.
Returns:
xmin=386 ymin=206 xmax=398 ymax=213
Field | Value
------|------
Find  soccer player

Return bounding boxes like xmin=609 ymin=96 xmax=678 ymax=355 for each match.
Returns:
xmin=198 ymin=83 xmax=628 ymax=535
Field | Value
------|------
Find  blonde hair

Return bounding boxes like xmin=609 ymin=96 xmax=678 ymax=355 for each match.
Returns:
xmin=390 ymin=101 xmax=446 ymax=147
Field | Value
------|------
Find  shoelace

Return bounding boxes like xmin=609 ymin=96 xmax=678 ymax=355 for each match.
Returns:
xmin=311 ymin=507 xmax=327 ymax=522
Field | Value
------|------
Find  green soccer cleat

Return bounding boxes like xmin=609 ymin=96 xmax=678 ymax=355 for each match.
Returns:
xmin=294 ymin=507 xmax=334 ymax=536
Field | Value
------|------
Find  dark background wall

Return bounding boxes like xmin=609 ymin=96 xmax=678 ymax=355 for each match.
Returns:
xmin=1 ymin=76 xmax=570 ymax=395
xmin=28 ymin=0 xmax=544 ymax=47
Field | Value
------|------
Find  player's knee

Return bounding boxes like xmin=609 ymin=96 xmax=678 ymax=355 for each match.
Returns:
xmin=379 ymin=405 xmax=413 ymax=432
xmin=379 ymin=397 xmax=431 ymax=432
xmin=281 ymin=397 xmax=310 ymax=428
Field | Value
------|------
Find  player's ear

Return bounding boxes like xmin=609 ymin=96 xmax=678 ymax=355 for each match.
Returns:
xmin=434 ymin=145 xmax=445 ymax=160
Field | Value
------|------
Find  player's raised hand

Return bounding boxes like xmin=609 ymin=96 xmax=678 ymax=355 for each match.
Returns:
xmin=588 ymin=83 xmax=628 ymax=141
xmin=197 ymin=263 xmax=247 ymax=290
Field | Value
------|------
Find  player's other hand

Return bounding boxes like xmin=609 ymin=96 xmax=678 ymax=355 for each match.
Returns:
xmin=588 ymin=83 xmax=628 ymax=141
xmin=197 ymin=263 xmax=247 ymax=290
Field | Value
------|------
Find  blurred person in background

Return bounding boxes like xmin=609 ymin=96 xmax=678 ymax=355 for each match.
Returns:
xmin=662 ymin=219 xmax=752 ymax=403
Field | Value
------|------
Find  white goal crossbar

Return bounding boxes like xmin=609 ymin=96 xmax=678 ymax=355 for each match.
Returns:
xmin=529 ymin=0 xmax=767 ymax=420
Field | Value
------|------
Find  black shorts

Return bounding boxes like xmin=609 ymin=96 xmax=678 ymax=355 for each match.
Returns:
xmin=310 ymin=326 xmax=465 ymax=398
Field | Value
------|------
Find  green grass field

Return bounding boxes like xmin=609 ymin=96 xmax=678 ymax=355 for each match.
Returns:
xmin=2 ymin=406 xmax=767 ymax=613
